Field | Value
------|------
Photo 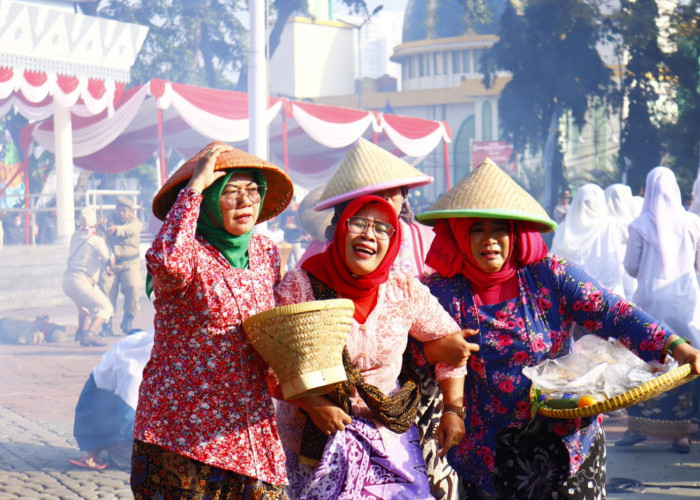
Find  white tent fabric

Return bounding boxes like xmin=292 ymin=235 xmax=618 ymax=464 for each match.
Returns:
xmin=0 ymin=67 xmax=124 ymax=117
xmin=11 ymin=78 xmax=451 ymax=188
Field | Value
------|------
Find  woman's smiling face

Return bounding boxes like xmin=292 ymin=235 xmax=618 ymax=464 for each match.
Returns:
xmin=469 ymin=218 xmax=511 ymax=273
xmin=344 ymin=203 xmax=395 ymax=276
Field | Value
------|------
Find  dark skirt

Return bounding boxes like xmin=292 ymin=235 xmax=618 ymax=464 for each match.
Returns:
xmin=461 ymin=422 xmax=606 ymax=500
xmin=130 ymin=440 xmax=287 ymax=500
xmin=627 ymin=384 xmax=694 ymax=437
xmin=73 ymin=374 xmax=135 ymax=451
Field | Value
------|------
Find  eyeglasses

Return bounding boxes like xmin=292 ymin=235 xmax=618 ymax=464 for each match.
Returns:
xmin=219 ymin=184 xmax=265 ymax=208
xmin=346 ymin=216 xmax=395 ymax=240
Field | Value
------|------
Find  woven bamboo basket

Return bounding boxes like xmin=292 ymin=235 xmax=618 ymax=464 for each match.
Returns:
xmin=533 ymin=363 xmax=698 ymax=419
xmin=243 ymin=299 xmax=354 ymax=400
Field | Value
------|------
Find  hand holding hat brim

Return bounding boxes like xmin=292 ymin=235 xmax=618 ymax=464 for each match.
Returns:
xmin=152 ymin=141 xmax=294 ymax=223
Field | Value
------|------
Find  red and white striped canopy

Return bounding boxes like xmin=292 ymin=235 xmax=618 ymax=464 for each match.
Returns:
xmin=18 ymin=78 xmax=451 ymax=189
xmin=0 ymin=66 xmax=125 ymax=120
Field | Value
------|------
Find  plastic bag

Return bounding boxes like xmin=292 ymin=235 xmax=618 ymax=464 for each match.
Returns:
xmin=523 ymin=335 xmax=677 ymax=401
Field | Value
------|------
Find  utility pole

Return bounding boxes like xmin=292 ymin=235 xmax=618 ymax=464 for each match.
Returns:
xmin=356 ymin=5 xmax=383 ymax=110
xmin=249 ymin=0 xmax=268 ymax=160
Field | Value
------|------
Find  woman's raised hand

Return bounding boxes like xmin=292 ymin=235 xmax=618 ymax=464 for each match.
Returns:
xmin=423 ymin=329 xmax=480 ymax=367
xmin=186 ymin=143 xmax=232 ymax=193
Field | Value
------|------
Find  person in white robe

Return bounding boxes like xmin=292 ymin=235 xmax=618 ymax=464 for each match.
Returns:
xmin=605 ymin=183 xmax=637 ymax=298
xmin=620 ymin=166 xmax=700 ymax=453
xmin=551 ymin=183 xmax=628 ymax=297
xmin=624 ymin=167 xmax=700 ymax=346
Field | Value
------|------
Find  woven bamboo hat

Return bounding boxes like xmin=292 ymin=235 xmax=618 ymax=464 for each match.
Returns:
xmin=243 ymin=299 xmax=355 ymax=400
xmin=417 ymin=157 xmax=557 ymax=232
xmin=298 ymin=185 xmax=333 ymax=242
xmin=315 ymin=138 xmax=433 ymax=211
xmin=152 ymin=141 xmax=294 ymax=222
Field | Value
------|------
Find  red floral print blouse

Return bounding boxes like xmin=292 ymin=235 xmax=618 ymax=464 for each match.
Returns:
xmin=135 ymin=188 xmax=287 ymax=485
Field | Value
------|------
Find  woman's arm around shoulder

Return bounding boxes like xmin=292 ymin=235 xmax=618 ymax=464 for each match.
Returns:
xmin=403 ymin=274 xmax=474 ymax=377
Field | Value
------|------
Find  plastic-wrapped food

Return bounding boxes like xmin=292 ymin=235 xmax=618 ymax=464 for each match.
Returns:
xmin=523 ymin=334 xmax=676 ymax=401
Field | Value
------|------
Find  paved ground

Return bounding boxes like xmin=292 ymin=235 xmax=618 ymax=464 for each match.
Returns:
xmin=1 ymin=284 xmax=700 ymax=498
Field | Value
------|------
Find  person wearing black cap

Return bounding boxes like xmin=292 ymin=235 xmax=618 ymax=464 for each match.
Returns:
xmin=99 ymin=196 xmax=142 ymax=335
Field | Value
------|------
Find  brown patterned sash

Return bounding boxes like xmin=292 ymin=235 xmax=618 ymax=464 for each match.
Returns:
xmin=298 ymin=273 xmax=421 ymax=464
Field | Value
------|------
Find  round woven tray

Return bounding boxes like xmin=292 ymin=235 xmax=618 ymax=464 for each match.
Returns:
xmin=533 ymin=363 xmax=698 ymax=419
xmin=243 ymin=299 xmax=354 ymax=400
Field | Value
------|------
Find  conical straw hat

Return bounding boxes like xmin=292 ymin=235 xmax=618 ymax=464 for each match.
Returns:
xmin=315 ymin=138 xmax=433 ymax=211
xmin=298 ymin=185 xmax=333 ymax=242
xmin=152 ymin=141 xmax=294 ymax=222
xmin=417 ymin=158 xmax=557 ymax=232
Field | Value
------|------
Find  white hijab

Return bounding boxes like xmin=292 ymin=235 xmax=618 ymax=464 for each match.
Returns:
xmin=552 ymin=184 xmax=610 ymax=262
xmin=630 ymin=195 xmax=644 ymax=219
xmin=628 ymin=166 xmax=696 ymax=277
xmin=605 ymin=184 xmax=634 ymax=224
xmin=92 ymin=329 xmax=154 ymax=409
xmin=551 ymin=183 xmax=628 ymax=293
xmin=689 ymin=176 xmax=700 ymax=216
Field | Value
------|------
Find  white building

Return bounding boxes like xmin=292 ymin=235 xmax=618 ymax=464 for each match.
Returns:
xmin=270 ymin=0 xmax=631 ymax=202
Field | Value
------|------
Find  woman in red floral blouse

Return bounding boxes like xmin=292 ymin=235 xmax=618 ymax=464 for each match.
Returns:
xmin=130 ymin=142 xmax=294 ymax=499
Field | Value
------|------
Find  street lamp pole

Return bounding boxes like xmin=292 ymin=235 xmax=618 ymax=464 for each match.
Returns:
xmin=356 ymin=5 xmax=383 ymax=110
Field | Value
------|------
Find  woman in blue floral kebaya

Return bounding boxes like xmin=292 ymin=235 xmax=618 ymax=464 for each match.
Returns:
xmin=416 ymin=159 xmax=700 ymax=500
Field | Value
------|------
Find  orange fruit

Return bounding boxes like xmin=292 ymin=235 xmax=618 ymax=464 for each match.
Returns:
xmin=577 ymin=395 xmax=596 ymax=408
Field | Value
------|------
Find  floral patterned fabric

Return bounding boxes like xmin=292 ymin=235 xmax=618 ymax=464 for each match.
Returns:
xmin=135 ymin=188 xmax=287 ymax=486
xmin=296 ymin=418 xmax=431 ymax=499
xmin=273 ymin=268 xmax=465 ymax=498
xmin=425 ymin=255 xmax=670 ymax=495
xmin=131 ymin=439 xmax=288 ymax=499
xmin=275 ymin=269 xmax=465 ymax=411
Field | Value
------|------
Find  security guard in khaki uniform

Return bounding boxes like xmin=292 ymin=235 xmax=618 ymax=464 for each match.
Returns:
xmin=100 ymin=196 xmax=142 ymax=335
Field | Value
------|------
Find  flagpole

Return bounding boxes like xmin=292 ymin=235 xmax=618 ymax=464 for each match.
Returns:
xmin=249 ymin=0 xmax=268 ymax=161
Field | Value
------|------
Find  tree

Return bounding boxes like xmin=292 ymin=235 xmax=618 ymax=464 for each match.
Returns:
xmin=483 ymin=0 xmax=617 ymax=210
xmin=662 ymin=0 xmax=700 ymax=193
xmin=610 ymin=0 xmax=663 ymax=193
xmin=97 ymin=0 xmax=248 ymax=89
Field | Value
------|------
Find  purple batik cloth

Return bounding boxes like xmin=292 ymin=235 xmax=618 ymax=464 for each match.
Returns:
xmin=297 ymin=418 xmax=432 ymax=500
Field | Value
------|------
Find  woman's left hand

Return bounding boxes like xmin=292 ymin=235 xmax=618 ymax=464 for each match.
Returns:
xmin=436 ymin=411 xmax=465 ymax=458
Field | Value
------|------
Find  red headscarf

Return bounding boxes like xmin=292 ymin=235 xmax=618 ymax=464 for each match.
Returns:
xmin=302 ymin=195 xmax=401 ymax=323
xmin=425 ymin=218 xmax=548 ymax=304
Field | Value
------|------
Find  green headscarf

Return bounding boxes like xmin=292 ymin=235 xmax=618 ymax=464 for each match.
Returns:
xmin=196 ymin=169 xmax=267 ymax=269
xmin=145 ymin=168 xmax=267 ymax=300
